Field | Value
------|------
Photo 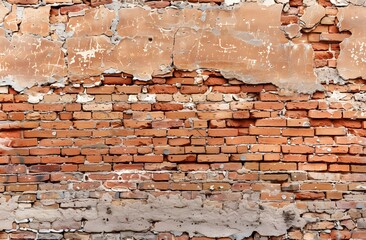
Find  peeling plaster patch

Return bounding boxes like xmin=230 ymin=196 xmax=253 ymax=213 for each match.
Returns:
xmin=299 ymin=3 xmax=326 ymax=29
xmin=172 ymin=4 xmax=320 ymax=93
xmin=337 ymin=6 xmax=366 ymax=80
xmin=0 ymin=34 xmax=67 ymax=91
xmin=66 ymin=3 xmax=320 ymax=93
xmin=67 ymin=6 xmax=115 ymax=37
xmin=0 ymin=1 xmax=325 ymax=93
xmin=20 ymin=6 xmax=50 ymax=37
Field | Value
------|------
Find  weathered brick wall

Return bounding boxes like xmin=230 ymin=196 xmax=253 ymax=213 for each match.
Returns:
xmin=0 ymin=0 xmax=366 ymax=239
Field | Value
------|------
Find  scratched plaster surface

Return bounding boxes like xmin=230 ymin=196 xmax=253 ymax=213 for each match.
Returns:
xmin=0 ymin=1 xmax=325 ymax=93
xmin=0 ymin=34 xmax=66 ymax=91
xmin=66 ymin=3 xmax=321 ymax=92
xmin=337 ymin=6 xmax=366 ymax=80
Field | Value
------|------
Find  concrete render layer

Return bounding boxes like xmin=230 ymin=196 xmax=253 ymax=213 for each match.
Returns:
xmin=0 ymin=1 xmax=362 ymax=93
xmin=1 ymin=194 xmax=305 ymax=239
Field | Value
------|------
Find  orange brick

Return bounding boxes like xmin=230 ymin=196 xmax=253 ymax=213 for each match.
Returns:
xmin=287 ymin=102 xmax=318 ymax=109
xmin=6 ymin=184 xmax=37 ymax=192
xmin=230 ymin=102 xmax=253 ymax=110
xmin=249 ymin=127 xmax=281 ymax=136
xmin=260 ymin=162 xmax=297 ymax=171
xmin=148 ymin=85 xmax=177 ymax=94
xmin=259 ymin=92 xmax=309 ymax=101
xmin=255 ymin=118 xmax=286 ymax=127
xmin=329 ymin=164 xmax=350 ymax=172
xmin=180 ymin=86 xmax=208 ymax=94
xmin=254 ymin=102 xmax=284 ymax=110
xmin=197 ymin=154 xmax=229 ymax=163
xmin=257 ymin=137 xmax=287 ymax=144
xmin=339 ymin=156 xmax=366 ymax=164
xmin=133 ymin=155 xmax=163 ymax=163
xmin=86 ymin=86 xmax=115 ymax=94
xmin=2 ymin=103 xmax=33 ymax=111
xmin=178 ymin=164 xmax=209 ymax=171
xmin=282 ymin=145 xmax=314 ymax=154
xmin=250 ymin=144 xmax=281 ymax=153
xmin=170 ymin=182 xmax=202 ymax=191
xmin=208 ymin=129 xmax=238 ymax=137
xmin=315 ymin=127 xmax=347 ymax=136
xmin=315 ymin=145 xmax=348 ymax=154
xmin=212 ymin=86 xmax=240 ymax=93
xmin=287 ymin=119 xmax=311 ymax=127
xmin=29 ymin=148 xmax=60 ymax=155
xmin=301 ymin=183 xmax=333 ymax=190
xmin=225 ymin=136 xmax=256 ymax=145
xmin=197 ymin=112 xmax=232 ymax=120
xmin=308 ymin=110 xmax=342 ymax=119
xmin=298 ymin=163 xmax=327 ymax=171
xmin=308 ymin=155 xmax=337 ymax=163
xmin=232 ymin=111 xmax=250 ymax=119
xmin=282 ymin=128 xmax=314 ymax=136
xmin=320 ymin=33 xmax=351 ymax=42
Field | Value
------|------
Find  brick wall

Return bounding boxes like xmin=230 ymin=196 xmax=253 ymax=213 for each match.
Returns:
xmin=0 ymin=0 xmax=366 ymax=239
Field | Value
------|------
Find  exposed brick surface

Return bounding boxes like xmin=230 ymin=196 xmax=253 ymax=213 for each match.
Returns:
xmin=0 ymin=0 xmax=365 ymax=239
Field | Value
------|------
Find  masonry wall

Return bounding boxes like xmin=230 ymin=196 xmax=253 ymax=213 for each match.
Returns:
xmin=0 ymin=0 xmax=366 ymax=239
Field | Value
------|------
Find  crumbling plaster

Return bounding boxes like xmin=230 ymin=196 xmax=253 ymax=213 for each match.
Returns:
xmin=1 ymin=193 xmax=305 ymax=239
xmin=0 ymin=0 xmax=342 ymax=93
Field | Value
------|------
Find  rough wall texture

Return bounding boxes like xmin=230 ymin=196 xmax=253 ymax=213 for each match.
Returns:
xmin=0 ymin=0 xmax=366 ymax=239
